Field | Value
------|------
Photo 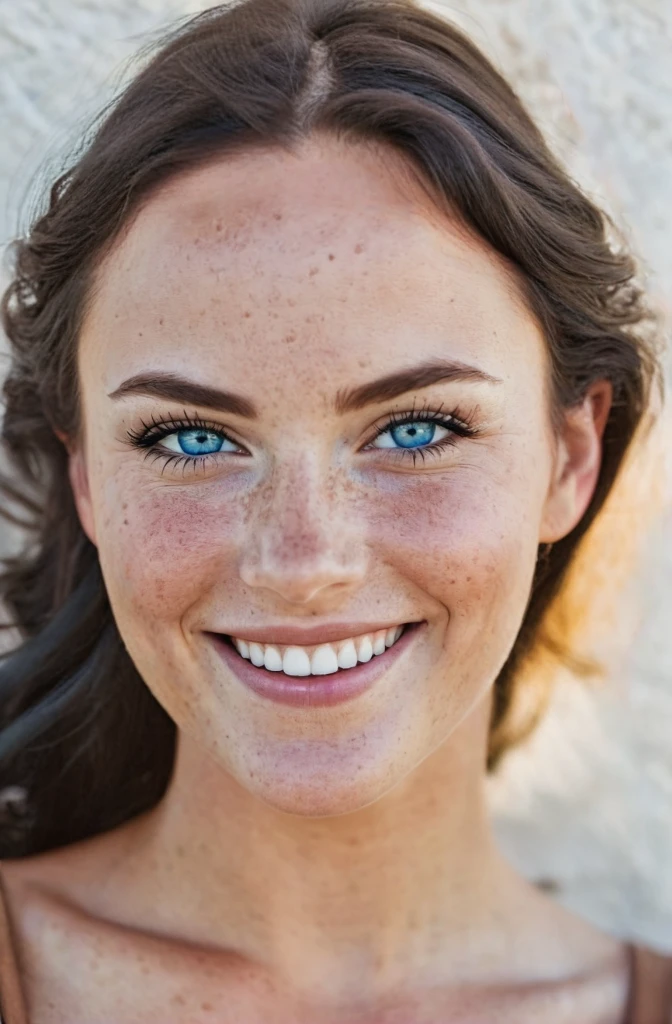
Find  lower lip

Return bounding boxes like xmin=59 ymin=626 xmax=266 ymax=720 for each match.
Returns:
xmin=209 ymin=625 xmax=421 ymax=708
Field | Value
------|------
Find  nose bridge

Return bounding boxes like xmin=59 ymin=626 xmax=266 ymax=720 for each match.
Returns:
xmin=267 ymin=457 xmax=331 ymax=561
xmin=240 ymin=453 xmax=366 ymax=602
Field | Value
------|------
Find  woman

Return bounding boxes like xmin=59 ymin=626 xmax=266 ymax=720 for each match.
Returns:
xmin=0 ymin=0 xmax=669 ymax=1019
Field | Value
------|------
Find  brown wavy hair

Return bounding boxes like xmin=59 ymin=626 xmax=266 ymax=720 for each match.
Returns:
xmin=0 ymin=0 xmax=660 ymax=856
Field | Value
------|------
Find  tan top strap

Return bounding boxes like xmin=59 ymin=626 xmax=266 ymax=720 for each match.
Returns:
xmin=0 ymin=866 xmax=28 ymax=1024
xmin=627 ymin=944 xmax=672 ymax=1024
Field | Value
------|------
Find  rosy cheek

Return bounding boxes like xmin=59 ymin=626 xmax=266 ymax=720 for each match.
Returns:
xmin=368 ymin=474 xmax=538 ymax=617
xmin=97 ymin=479 xmax=243 ymax=622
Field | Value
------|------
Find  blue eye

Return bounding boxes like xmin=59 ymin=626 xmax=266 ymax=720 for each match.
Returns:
xmin=161 ymin=428 xmax=238 ymax=456
xmin=372 ymin=419 xmax=450 ymax=450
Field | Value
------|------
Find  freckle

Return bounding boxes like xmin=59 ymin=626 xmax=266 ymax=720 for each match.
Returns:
xmin=171 ymin=993 xmax=186 ymax=1006
xmin=328 ymin=252 xmax=335 ymax=260
xmin=243 ymin=311 xmax=251 ymax=318
xmin=309 ymin=266 xmax=319 ymax=276
xmin=123 ymin=519 xmax=128 ymax=526
xmin=158 ymin=317 xmax=164 ymax=326
xmin=215 ymin=219 xmax=223 ymax=231
xmin=273 ymin=212 xmax=282 ymax=221
xmin=283 ymin=332 xmax=296 ymax=344
xmin=201 ymin=1003 xmax=213 ymax=1013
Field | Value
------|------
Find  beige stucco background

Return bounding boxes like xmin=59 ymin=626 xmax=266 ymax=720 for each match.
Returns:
xmin=1 ymin=0 xmax=671 ymax=948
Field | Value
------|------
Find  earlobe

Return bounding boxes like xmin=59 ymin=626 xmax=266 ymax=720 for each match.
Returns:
xmin=67 ymin=446 xmax=98 ymax=547
xmin=540 ymin=381 xmax=612 ymax=543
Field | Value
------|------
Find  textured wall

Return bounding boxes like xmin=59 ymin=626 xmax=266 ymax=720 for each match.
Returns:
xmin=1 ymin=0 xmax=671 ymax=947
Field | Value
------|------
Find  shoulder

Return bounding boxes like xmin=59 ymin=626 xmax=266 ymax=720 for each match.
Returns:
xmin=0 ymin=824 xmax=144 ymax=979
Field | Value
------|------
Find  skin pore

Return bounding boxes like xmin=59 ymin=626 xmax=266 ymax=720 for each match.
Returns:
xmin=3 ymin=135 xmax=625 ymax=1022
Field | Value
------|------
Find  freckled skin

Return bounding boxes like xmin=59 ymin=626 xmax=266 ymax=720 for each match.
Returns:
xmin=79 ymin=138 xmax=559 ymax=816
xmin=9 ymin=135 xmax=623 ymax=1023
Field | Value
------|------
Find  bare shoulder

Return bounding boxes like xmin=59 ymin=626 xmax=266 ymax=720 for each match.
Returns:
xmin=0 ymin=838 xmax=235 ymax=1024
xmin=0 ymin=848 xmax=660 ymax=1024
xmin=0 ymin=823 xmax=166 ymax=1021
xmin=1 ymin=811 xmax=165 ymax=948
xmin=503 ymin=877 xmax=672 ymax=1024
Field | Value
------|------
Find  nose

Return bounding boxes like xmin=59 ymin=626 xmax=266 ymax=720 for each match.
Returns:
xmin=239 ymin=458 xmax=369 ymax=606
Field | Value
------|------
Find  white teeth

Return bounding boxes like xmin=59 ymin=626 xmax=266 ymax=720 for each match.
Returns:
xmin=357 ymin=637 xmax=373 ymax=663
xmin=337 ymin=640 xmax=358 ymax=669
xmin=263 ymin=645 xmax=283 ymax=672
xmin=230 ymin=625 xmax=408 ymax=676
xmin=249 ymin=642 xmax=265 ymax=667
xmin=372 ymin=631 xmax=386 ymax=656
xmin=310 ymin=645 xmax=339 ymax=676
xmin=234 ymin=638 xmax=250 ymax=659
xmin=282 ymin=646 xmax=311 ymax=677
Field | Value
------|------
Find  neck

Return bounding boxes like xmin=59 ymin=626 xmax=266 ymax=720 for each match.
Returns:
xmin=118 ymin=696 xmax=529 ymax=1001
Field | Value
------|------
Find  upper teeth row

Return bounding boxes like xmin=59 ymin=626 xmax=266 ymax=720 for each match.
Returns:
xmin=231 ymin=626 xmax=404 ymax=677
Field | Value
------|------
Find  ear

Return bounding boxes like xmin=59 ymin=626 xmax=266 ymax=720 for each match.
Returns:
xmin=539 ymin=381 xmax=612 ymax=543
xmin=65 ymin=441 xmax=98 ymax=547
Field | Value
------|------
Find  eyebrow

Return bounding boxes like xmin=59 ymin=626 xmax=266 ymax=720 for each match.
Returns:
xmin=108 ymin=359 xmax=501 ymax=417
xmin=334 ymin=359 xmax=501 ymax=413
xmin=108 ymin=373 xmax=257 ymax=418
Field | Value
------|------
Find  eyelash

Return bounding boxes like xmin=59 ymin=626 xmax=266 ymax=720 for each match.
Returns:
xmin=125 ymin=411 xmax=241 ymax=475
xmin=125 ymin=403 xmax=479 ymax=473
xmin=364 ymin=402 xmax=478 ymax=465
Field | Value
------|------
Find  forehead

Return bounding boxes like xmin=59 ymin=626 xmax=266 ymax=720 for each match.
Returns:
xmin=82 ymin=136 xmax=545 ymax=386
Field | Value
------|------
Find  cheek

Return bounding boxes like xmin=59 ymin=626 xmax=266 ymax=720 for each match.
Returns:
xmin=94 ymin=472 xmax=242 ymax=625
xmin=370 ymin=469 xmax=542 ymax=637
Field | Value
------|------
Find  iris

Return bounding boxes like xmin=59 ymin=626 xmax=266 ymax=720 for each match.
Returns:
xmin=176 ymin=429 xmax=225 ymax=456
xmin=389 ymin=421 xmax=436 ymax=448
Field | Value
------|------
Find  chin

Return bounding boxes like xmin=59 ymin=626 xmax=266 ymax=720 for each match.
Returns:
xmin=232 ymin=756 xmax=403 ymax=818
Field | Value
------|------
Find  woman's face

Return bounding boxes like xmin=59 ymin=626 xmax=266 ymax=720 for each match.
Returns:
xmin=72 ymin=136 xmax=604 ymax=815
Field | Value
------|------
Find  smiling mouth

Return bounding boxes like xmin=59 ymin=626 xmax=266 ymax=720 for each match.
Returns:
xmin=224 ymin=624 xmax=409 ymax=678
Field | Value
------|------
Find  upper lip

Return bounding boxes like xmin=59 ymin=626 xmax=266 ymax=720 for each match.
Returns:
xmin=208 ymin=621 xmax=418 ymax=646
